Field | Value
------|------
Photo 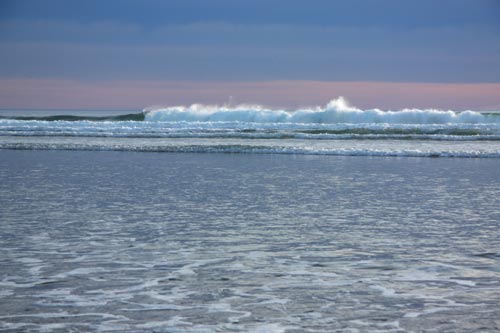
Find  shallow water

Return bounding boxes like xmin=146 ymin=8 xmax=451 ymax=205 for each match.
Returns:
xmin=1 ymin=151 xmax=500 ymax=332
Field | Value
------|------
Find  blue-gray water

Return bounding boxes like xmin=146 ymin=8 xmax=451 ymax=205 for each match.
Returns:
xmin=1 ymin=150 xmax=499 ymax=332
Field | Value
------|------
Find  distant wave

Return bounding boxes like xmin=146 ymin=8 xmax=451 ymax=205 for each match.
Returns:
xmin=1 ymin=98 xmax=498 ymax=125
xmin=1 ymin=98 xmax=499 ymax=158
xmin=145 ymin=97 xmax=500 ymax=124
xmin=0 ymin=113 xmax=145 ymax=122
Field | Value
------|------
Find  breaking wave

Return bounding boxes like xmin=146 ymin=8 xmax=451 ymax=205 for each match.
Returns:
xmin=145 ymin=97 xmax=499 ymax=124
xmin=1 ymin=98 xmax=499 ymax=158
xmin=1 ymin=98 xmax=498 ymax=125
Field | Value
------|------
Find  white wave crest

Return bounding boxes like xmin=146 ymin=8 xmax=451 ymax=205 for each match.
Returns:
xmin=145 ymin=97 xmax=498 ymax=124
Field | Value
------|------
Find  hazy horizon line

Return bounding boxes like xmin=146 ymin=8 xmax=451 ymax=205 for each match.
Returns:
xmin=1 ymin=78 xmax=499 ymax=111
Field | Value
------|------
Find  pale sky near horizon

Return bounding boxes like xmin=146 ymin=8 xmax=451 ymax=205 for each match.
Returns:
xmin=0 ymin=0 xmax=499 ymax=110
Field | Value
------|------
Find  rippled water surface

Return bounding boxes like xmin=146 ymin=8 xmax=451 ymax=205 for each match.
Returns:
xmin=1 ymin=151 xmax=500 ymax=332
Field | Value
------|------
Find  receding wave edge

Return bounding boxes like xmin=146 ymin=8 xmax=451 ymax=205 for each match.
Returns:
xmin=1 ymin=143 xmax=499 ymax=158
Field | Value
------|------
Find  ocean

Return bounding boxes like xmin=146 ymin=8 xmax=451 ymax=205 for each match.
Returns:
xmin=1 ymin=98 xmax=500 ymax=157
xmin=1 ymin=100 xmax=500 ymax=332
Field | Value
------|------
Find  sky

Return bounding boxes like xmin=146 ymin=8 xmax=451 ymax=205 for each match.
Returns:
xmin=0 ymin=0 xmax=499 ymax=110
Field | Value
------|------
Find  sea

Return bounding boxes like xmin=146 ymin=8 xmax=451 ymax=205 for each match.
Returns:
xmin=1 ymin=98 xmax=500 ymax=332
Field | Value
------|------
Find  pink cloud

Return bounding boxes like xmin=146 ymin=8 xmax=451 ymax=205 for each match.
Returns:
xmin=1 ymin=78 xmax=499 ymax=111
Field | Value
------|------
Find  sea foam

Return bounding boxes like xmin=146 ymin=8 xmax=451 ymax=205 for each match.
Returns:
xmin=145 ymin=97 xmax=498 ymax=124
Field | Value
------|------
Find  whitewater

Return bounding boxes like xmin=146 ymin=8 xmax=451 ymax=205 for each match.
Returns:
xmin=1 ymin=97 xmax=500 ymax=157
